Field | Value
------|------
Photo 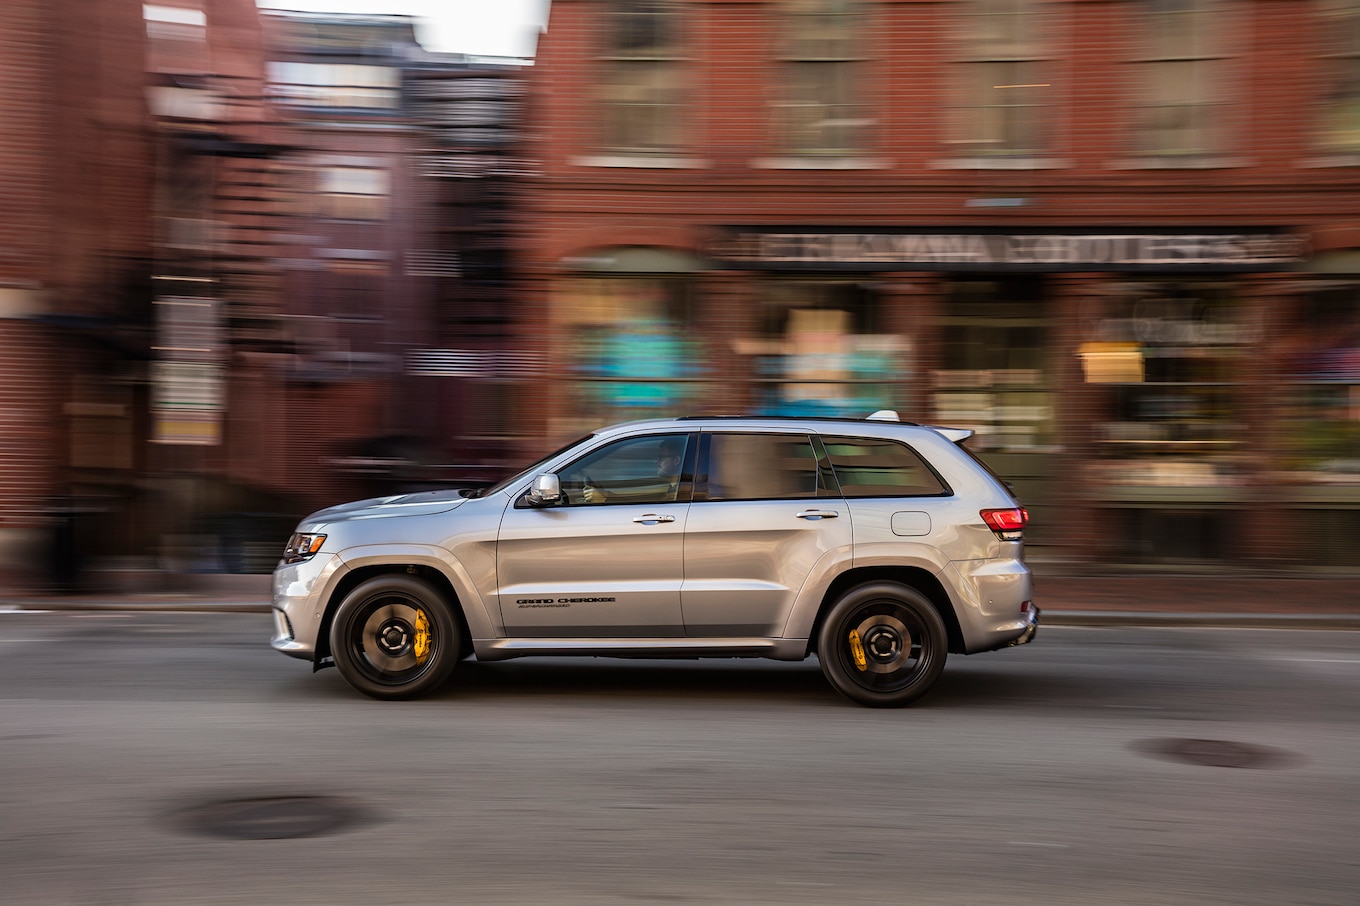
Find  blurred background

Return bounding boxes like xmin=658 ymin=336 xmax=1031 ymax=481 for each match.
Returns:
xmin=2 ymin=0 xmax=1358 ymax=593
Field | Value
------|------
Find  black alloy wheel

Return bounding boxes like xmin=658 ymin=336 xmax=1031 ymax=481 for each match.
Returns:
xmin=817 ymin=582 xmax=948 ymax=707
xmin=329 ymin=575 xmax=460 ymax=700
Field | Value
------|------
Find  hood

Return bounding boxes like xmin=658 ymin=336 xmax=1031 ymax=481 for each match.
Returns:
xmin=304 ymin=488 xmax=471 ymax=525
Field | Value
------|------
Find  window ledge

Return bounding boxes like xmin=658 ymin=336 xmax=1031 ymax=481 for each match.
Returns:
xmin=749 ymin=157 xmax=891 ymax=170
xmin=572 ymin=155 xmax=709 ymax=169
xmin=1105 ymin=156 xmax=1253 ymax=170
xmin=1299 ymin=154 xmax=1360 ymax=168
xmin=930 ymin=157 xmax=1071 ymax=170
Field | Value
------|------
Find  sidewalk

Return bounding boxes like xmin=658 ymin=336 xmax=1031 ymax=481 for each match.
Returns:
xmin=2 ymin=572 xmax=1356 ymax=628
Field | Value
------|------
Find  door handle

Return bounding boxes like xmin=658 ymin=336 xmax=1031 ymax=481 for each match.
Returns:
xmin=633 ymin=514 xmax=676 ymax=525
xmin=796 ymin=509 xmax=840 ymax=520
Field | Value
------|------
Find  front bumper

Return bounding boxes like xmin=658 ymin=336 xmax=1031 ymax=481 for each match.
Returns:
xmin=270 ymin=607 xmax=312 ymax=660
xmin=270 ymin=552 xmax=345 ymax=661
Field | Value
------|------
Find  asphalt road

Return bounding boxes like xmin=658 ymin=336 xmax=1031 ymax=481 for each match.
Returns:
xmin=0 ymin=611 xmax=1357 ymax=905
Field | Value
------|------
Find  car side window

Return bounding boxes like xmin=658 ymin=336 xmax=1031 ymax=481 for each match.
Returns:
xmin=557 ymin=434 xmax=692 ymax=505
xmin=702 ymin=433 xmax=825 ymax=501
xmin=821 ymin=435 xmax=950 ymax=497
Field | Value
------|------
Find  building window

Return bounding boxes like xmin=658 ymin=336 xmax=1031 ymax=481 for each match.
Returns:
xmin=1081 ymin=280 xmax=1250 ymax=487
xmin=1280 ymin=284 xmax=1360 ymax=484
xmin=598 ymin=0 xmax=686 ymax=154
xmin=949 ymin=0 xmax=1051 ymax=156
xmin=556 ymin=275 xmax=703 ymax=434
xmin=1130 ymin=0 xmax=1231 ymax=155
xmin=1317 ymin=1 xmax=1360 ymax=152
xmin=773 ymin=0 xmax=871 ymax=156
xmin=933 ymin=277 xmax=1053 ymax=452
xmin=316 ymin=166 xmax=389 ymax=221
xmin=268 ymin=62 xmax=400 ymax=109
xmin=748 ymin=281 xmax=903 ymax=417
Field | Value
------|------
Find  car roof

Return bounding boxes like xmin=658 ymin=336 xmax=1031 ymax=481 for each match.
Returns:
xmin=593 ymin=413 xmax=975 ymax=444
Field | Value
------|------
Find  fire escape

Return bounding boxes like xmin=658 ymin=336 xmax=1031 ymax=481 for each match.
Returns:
xmin=407 ymin=67 xmax=531 ymax=475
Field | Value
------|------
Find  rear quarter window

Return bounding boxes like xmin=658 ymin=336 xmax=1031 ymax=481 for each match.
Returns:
xmin=822 ymin=435 xmax=950 ymax=498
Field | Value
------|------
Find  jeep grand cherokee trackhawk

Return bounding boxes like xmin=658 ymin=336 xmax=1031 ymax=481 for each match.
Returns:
xmin=270 ymin=413 xmax=1038 ymax=707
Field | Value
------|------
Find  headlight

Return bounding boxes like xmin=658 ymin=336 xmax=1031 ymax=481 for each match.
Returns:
xmin=282 ymin=532 xmax=327 ymax=564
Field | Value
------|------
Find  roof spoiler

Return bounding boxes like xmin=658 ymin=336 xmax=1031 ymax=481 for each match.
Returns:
xmin=932 ymin=426 xmax=975 ymax=443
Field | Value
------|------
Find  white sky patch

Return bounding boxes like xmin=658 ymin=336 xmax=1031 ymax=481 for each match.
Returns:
xmin=256 ymin=0 xmax=550 ymax=58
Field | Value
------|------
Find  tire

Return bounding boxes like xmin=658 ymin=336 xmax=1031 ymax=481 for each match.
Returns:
xmin=816 ymin=582 xmax=948 ymax=707
xmin=329 ymin=575 xmax=461 ymax=700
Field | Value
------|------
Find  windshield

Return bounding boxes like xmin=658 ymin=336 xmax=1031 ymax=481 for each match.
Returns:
xmin=476 ymin=434 xmax=595 ymax=497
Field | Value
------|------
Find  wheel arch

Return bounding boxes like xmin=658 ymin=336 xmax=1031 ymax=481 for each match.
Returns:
xmin=314 ymin=564 xmax=472 ymax=669
xmin=809 ymin=566 xmax=964 ymax=657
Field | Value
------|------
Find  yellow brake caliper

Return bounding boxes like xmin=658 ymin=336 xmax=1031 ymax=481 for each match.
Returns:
xmin=413 ymin=610 xmax=431 ymax=663
xmin=848 ymin=629 xmax=867 ymax=672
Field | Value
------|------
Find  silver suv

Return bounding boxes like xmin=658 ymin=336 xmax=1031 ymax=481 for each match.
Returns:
xmin=270 ymin=413 xmax=1038 ymax=706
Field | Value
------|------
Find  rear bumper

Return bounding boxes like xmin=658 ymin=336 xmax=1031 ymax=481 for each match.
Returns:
xmin=1010 ymin=604 xmax=1040 ymax=646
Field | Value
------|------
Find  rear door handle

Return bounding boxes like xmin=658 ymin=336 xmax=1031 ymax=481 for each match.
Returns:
xmin=796 ymin=509 xmax=840 ymax=520
xmin=633 ymin=514 xmax=675 ymax=525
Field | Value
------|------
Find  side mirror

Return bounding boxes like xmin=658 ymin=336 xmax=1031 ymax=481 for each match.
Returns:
xmin=525 ymin=473 xmax=561 ymax=507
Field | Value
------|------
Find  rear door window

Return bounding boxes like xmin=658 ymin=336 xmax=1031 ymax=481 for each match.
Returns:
xmin=700 ymin=433 xmax=831 ymax=501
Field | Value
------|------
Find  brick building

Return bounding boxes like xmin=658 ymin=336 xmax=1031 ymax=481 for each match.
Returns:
xmin=0 ymin=2 xmax=527 ymax=587
xmin=0 ymin=0 xmax=154 ymax=585
xmin=520 ymin=0 xmax=1360 ymax=573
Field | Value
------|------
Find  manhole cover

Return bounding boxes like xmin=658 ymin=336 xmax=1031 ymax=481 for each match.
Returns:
xmin=1132 ymin=738 xmax=1301 ymax=769
xmin=174 ymin=796 xmax=365 ymax=840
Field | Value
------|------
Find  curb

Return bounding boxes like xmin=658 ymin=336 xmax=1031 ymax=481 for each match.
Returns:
xmin=1 ymin=600 xmax=270 ymax=614
xmin=1040 ymin=611 xmax=1360 ymax=630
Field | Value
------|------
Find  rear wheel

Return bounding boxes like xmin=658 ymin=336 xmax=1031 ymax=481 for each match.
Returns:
xmin=817 ymin=582 xmax=947 ymax=707
xmin=329 ymin=575 xmax=460 ymax=700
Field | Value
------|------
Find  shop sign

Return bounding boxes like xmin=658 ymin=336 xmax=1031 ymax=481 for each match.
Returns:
xmin=710 ymin=230 xmax=1309 ymax=271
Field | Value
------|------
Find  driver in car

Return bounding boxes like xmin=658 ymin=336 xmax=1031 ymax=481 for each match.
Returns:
xmin=583 ymin=437 xmax=684 ymax=503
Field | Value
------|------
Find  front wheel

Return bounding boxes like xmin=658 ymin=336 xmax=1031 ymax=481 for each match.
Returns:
xmin=817 ymin=583 xmax=948 ymax=707
xmin=329 ymin=575 xmax=460 ymax=700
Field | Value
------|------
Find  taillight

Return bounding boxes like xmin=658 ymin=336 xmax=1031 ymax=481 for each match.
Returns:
xmin=980 ymin=507 xmax=1027 ymax=541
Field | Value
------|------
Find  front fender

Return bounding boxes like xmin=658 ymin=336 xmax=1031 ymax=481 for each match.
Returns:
xmin=338 ymin=543 xmax=500 ymax=640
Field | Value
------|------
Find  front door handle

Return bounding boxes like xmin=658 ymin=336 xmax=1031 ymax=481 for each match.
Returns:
xmin=796 ymin=509 xmax=840 ymax=520
xmin=633 ymin=514 xmax=676 ymax=525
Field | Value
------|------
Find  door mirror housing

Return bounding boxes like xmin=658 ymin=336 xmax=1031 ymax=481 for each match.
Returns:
xmin=526 ymin=473 xmax=562 ymax=507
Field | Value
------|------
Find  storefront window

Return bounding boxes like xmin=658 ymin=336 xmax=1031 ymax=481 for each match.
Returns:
xmin=933 ymin=278 xmax=1054 ymax=452
xmin=748 ymin=280 xmax=903 ymax=417
xmin=1081 ymin=279 xmax=1251 ymax=488
xmin=557 ymin=275 xmax=703 ymax=433
xmin=1279 ymin=284 xmax=1360 ymax=484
